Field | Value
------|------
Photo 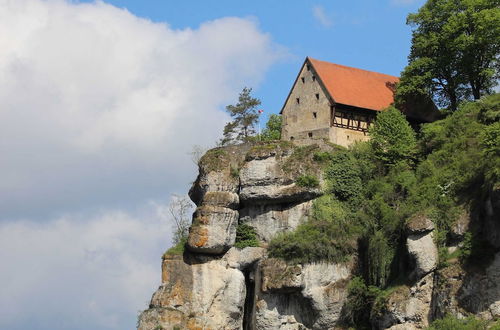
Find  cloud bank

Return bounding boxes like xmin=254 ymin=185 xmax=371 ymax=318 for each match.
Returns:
xmin=0 ymin=0 xmax=283 ymax=329
xmin=0 ymin=206 xmax=168 ymax=329
xmin=0 ymin=0 xmax=282 ymax=219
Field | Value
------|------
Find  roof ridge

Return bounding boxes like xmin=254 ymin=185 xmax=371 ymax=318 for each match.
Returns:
xmin=307 ymin=57 xmax=399 ymax=80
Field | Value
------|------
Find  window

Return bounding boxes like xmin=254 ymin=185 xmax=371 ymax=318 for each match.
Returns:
xmin=290 ymin=136 xmax=295 ymax=141
xmin=306 ymin=64 xmax=311 ymax=71
xmin=312 ymin=75 xmax=316 ymax=82
xmin=296 ymin=98 xmax=300 ymax=104
xmin=313 ymin=112 xmax=317 ymax=118
xmin=315 ymin=93 xmax=319 ymax=100
xmin=308 ymin=132 xmax=313 ymax=138
xmin=301 ymin=77 xmax=305 ymax=83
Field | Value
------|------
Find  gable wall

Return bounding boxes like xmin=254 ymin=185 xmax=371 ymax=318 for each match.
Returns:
xmin=281 ymin=62 xmax=331 ymax=141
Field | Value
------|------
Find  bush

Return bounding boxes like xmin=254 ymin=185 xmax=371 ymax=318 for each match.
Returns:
xmin=296 ymin=174 xmax=319 ymax=187
xmin=268 ymin=195 xmax=359 ymax=264
xmin=428 ymin=315 xmax=489 ymax=330
xmin=325 ymin=151 xmax=363 ymax=202
xmin=369 ymin=106 xmax=417 ymax=165
xmin=234 ymin=223 xmax=259 ymax=249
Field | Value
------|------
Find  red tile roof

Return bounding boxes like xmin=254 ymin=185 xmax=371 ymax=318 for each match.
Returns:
xmin=308 ymin=57 xmax=399 ymax=111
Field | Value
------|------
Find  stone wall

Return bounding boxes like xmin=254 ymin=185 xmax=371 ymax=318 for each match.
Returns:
xmin=281 ymin=61 xmax=331 ymax=142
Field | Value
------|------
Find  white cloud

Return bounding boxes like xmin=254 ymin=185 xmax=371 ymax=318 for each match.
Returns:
xmin=0 ymin=205 xmax=171 ymax=330
xmin=312 ymin=5 xmax=333 ymax=28
xmin=0 ymin=0 xmax=284 ymax=219
xmin=0 ymin=0 xmax=284 ymax=329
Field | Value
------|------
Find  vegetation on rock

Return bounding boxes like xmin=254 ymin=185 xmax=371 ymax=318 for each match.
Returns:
xmin=234 ymin=223 xmax=259 ymax=249
xmin=295 ymin=174 xmax=320 ymax=188
xmin=220 ymin=87 xmax=261 ymax=145
xmin=269 ymin=93 xmax=499 ymax=327
xmin=259 ymin=114 xmax=282 ymax=141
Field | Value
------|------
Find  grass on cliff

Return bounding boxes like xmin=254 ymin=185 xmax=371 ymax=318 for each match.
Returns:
xmin=268 ymin=94 xmax=500 ymax=328
xmin=163 ymin=237 xmax=187 ymax=257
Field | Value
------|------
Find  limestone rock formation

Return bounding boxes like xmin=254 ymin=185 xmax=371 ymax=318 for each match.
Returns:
xmin=138 ymin=143 xmax=500 ymax=330
xmin=406 ymin=214 xmax=438 ymax=280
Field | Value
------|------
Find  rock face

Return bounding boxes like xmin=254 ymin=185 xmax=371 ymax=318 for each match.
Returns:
xmin=138 ymin=144 xmax=500 ymax=330
xmin=138 ymin=142 xmax=351 ymax=330
xmin=257 ymin=259 xmax=353 ymax=329
xmin=406 ymin=214 xmax=438 ymax=280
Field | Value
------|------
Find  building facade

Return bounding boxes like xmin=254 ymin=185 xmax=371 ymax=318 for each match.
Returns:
xmin=281 ymin=57 xmax=416 ymax=147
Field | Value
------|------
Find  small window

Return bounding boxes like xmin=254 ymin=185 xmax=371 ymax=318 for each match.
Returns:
xmin=313 ymin=112 xmax=317 ymax=118
xmin=301 ymin=77 xmax=305 ymax=83
xmin=315 ymin=93 xmax=319 ymax=100
xmin=308 ymin=132 xmax=313 ymax=138
xmin=296 ymin=98 xmax=300 ymax=105
xmin=290 ymin=136 xmax=295 ymax=141
xmin=347 ymin=135 xmax=350 ymax=140
xmin=312 ymin=75 xmax=316 ymax=81
xmin=306 ymin=64 xmax=311 ymax=71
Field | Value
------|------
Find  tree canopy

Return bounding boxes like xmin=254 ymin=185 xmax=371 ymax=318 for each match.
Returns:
xmin=396 ymin=0 xmax=500 ymax=111
xmin=220 ymin=87 xmax=261 ymax=145
xmin=369 ymin=106 xmax=417 ymax=165
xmin=260 ymin=114 xmax=282 ymax=141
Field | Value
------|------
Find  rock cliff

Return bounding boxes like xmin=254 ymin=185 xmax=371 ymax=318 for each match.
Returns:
xmin=137 ymin=141 xmax=500 ymax=330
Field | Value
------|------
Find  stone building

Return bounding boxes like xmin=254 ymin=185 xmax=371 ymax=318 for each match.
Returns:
xmin=280 ymin=57 xmax=437 ymax=147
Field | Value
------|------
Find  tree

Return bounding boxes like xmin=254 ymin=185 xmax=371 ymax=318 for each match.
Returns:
xmin=168 ymin=195 xmax=193 ymax=245
xmin=396 ymin=0 xmax=500 ymax=111
xmin=260 ymin=114 xmax=282 ymax=141
xmin=369 ymin=107 xmax=417 ymax=165
xmin=220 ymin=87 xmax=261 ymax=145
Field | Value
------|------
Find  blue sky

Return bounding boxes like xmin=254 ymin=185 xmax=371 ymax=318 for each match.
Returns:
xmin=0 ymin=0 xmax=425 ymax=329
xmin=83 ymin=0 xmax=426 ymax=123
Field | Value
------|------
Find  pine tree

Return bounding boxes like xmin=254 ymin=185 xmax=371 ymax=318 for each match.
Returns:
xmin=220 ymin=87 xmax=261 ymax=145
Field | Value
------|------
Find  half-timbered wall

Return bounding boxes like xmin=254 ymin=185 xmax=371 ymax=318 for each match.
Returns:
xmin=329 ymin=105 xmax=374 ymax=147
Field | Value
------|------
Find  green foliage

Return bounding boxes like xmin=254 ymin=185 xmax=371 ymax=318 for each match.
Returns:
xmin=367 ymin=230 xmax=395 ymax=288
xmin=396 ymin=0 xmax=500 ymax=110
xmin=234 ymin=223 xmax=259 ymax=249
xmin=268 ymin=195 xmax=359 ymax=264
xmin=369 ymin=107 xmax=417 ymax=165
xmin=220 ymin=87 xmax=261 ymax=145
xmin=163 ymin=237 xmax=187 ymax=257
xmin=269 ymin=95 xmax=498 ymax=329
xmin=428 ymin=315 xmax=489 ymax=330
xmin=325 ymin=151 xmax=363 ymax=201
xmin=295 ymin=174 xmax=319 ymax=187
xmin=260 ymin=114 xmax=282 ymax=141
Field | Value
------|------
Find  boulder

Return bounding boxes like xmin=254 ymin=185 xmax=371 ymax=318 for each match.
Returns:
xmin=406 ymin=214 xmax=438 ymax=279
xmin=187 ymin=205 xmax=238 ymax=254
xmin=257 ymin=260 xmax=353 ymax=329
xmin=376 ymin=273 xmax=434 ymax=329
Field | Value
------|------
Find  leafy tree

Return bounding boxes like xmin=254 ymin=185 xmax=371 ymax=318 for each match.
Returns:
xmin=396 ymin=0 xmax=500 ymax=111
xmin=260 ymin=114 xmax=282 ymax=141
xmin=369 ymin=107 xmax=417 ymax=165
xmin=220 ymin=87 xmax=261 ymax=145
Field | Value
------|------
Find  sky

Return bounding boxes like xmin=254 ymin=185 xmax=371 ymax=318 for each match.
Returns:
xmin=0 ymin=0 xmax=425 ymax=329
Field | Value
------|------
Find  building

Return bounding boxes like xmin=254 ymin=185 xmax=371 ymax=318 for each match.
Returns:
xmin=280 ymin=57 xmax=438 ymax=147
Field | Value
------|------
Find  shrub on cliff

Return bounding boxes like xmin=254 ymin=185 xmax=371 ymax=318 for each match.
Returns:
xmin=369 ymin=106 xmax=417 ymax=166
xmin=234 ymin=223 xmax=259 ymax=249
xmin=268 ymin=195 xmax=359 ymax=264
